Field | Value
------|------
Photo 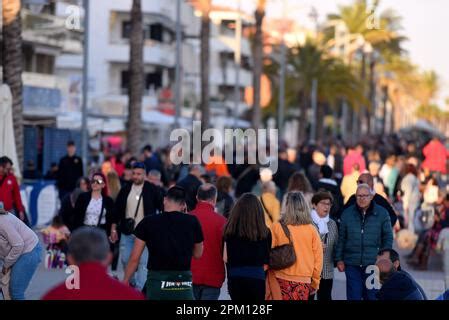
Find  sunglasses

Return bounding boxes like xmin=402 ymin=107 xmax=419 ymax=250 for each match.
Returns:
xmin=92 ymin=179 xmax=104 ymax=185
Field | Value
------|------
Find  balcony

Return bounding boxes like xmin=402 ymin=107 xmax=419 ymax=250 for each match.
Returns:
xmin=22 ymin=72 xmax=69 ymax=116
xmin=210 ymin=66 xmax=252 ymax=87
xmin=105 ymin=42 xmax=175 ymax=67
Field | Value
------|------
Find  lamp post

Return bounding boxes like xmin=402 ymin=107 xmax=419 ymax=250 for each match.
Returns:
xmin=81 ymin=0 xmax=89 ymax=175
xmin=174 ymin=0 xmax=182 ymax=129
xmin=233 ymin=0 xmax=242 ymax=128
xmin=277 ymin=0 xmax=288 ymax=141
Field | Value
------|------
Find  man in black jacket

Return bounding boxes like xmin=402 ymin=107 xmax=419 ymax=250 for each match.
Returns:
xmin=111 ymin=162 xmax=163 ymax=290
xmin=316 ymin=165 xmax=343 ymax=221
xmin=176 ymin=165 xmax=203 ymax=211
xmin=376 ymin=248 xmax=427 ymax=300
xmin=341 ymin=173 xmax=397 ymax=227
xmin=57 ymin=141 xmax=83 ymax=201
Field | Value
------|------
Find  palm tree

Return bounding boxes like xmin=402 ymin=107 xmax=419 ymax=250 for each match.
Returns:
xmin=199 ymin=0 xmax=211 ymax=134
xmin=127 ymin=0 xmax=144 ymax=156
xmin=285 ymin=41 xmax=367 ymax=143
xmin=251 ymin=0 xmax=266 ymax=130
xmin=2 ymin=0 xmax=23 ymax=170
xmin=326 ymin=0 xmax=407 ymax=135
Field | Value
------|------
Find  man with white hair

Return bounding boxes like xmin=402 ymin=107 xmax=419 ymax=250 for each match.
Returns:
xmin=335 ymin=183 xmax=393 ymax=300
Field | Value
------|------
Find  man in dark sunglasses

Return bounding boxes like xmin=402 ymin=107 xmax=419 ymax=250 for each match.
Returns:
xmin=340 ymin=173 xmax=397 ymax=228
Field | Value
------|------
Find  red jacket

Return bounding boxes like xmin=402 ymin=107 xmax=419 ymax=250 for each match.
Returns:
xmin=42 ymin=263 xmax=144 ymax=300
xmin=343 ymin=150 xmax=366 ymax=176
xmin=422 ymin=140 xmax=449 ymax=174
xmin=190 ymin=201 xmax=226 ymax=288
xmin=0 ymin=173 xmax=24 ymax=213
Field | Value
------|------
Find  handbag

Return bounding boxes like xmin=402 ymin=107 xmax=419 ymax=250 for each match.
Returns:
xmin=119 ymin=192 xmax=143 ymax=235
xmin=269 ymin=222 xmax=296 ymax=270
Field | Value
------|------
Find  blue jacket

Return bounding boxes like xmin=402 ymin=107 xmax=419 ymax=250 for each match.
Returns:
xmin=335 ymin=202 xmax=393 ymax=266
xmin=377 ymin=271 xmax=426 ymax=300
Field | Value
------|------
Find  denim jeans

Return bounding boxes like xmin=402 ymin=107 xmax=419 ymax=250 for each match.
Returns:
xmin=10 ymin=243 xmax=42 ymax=300
xmin=345 ymin=265 xmax=378 ymax=300
xmin=193 ymin=285 xmax=221 ymax=300
xmin=120 ymin=234 xmax=148 ymax=290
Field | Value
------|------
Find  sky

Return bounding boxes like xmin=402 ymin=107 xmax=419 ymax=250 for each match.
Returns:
xmin=213 ymin=0 xmax=449 ymax=108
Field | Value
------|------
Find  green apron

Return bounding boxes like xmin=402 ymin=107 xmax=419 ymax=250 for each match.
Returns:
xmin=146 ymin=270 xmax=194 ymax=300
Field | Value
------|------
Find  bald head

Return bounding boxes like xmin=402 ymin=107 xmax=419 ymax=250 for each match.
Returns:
xmin=358 ymin=173 xmax=374 ymax=189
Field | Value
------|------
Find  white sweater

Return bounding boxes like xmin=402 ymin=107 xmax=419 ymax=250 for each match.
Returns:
xmin=0 ymin=213 xmax=39 ymax=269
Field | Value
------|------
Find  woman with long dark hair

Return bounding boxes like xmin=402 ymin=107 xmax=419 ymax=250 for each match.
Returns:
xmin=72 ymin=172 xmax=115 ymax=238
xmin=223 ymin=193 xmax=271 ymax=301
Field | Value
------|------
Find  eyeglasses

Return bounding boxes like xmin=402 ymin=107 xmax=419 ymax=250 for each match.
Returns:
xmin=356 ymin=194 xmax=371 ymax=199
xmin=92 ymin=179 xmax=104 ymax=185
xmin=318 ymin=201 xmax=332 ymax=207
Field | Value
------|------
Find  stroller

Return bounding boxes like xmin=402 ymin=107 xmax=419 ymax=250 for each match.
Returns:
xmin=42 ymin=232 xmax=67 ymax=269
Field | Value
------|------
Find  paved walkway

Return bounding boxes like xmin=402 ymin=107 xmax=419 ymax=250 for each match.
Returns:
xmin=16 ymin=238 xmax=447 ymax=300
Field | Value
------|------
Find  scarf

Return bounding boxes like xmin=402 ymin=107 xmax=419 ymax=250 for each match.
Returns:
xmin=311 ymin=209 xmax=329 ymax=235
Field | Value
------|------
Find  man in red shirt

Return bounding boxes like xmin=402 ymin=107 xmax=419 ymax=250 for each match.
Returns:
xmin=42 ymin=227 xmax=144 ymax=300
xmin=190 ymin=184 xmax=227 ymax=300
xmin=0 ymin=157 xmax=25 ymax=221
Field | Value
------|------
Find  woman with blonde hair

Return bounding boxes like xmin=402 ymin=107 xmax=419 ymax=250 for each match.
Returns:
xmin=270 ymin=191 xmax=323 ymax=300
xmin=106 ymin=170 xmax=122 ymax=201
xmin=281 ymin=171 xmax=313 ymax=213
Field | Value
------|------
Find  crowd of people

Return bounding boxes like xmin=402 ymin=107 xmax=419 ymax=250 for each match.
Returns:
xmin=1 ymin=132 xmax=449 ymax=300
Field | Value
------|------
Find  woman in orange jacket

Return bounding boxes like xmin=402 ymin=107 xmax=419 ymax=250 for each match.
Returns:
xmin=270 ymin=192 xmax=323 ymax=300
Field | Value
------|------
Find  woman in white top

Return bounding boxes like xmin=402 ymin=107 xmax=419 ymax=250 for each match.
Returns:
xmin=72 ymin=173 xmax=116 ymax=239
xmin=400 ymin=164 xmax=421 ymax=233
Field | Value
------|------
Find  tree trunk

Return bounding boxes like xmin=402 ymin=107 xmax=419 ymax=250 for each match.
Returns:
xmin=367 ymin=58 xmax=376 ymax=135
xmin=381 ymin=85 xmax=388 ymax=135
xmin=297 ymin=91 xmax=308 ymax=145
xmin=389 ymin=102 xmax=395 ymax=134
xmin=252 ymin=4 xmax=265 ymax=130
xmin=127 ymin=0 xmax=143 ymax=155
xmin=200 ymin=0 xmax=211 ymax=134
xmin=316 ymin=102 xmax=325 ymax=143
xmin=2 ymin=2 xmax=24 ymax=171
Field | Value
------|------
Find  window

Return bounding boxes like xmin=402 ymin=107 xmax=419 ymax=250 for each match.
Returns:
xmin=149 ymin=23 xmax=163 ymax=42
xmin=121 ymin=70 xmax=163 ymax=94
xmin=36 ymin=54 xmax=54 ymax=74
xmin=120 ymin=70 xmax=130 ymax=94
xmin=122 ymin=21 xmax=132 ymax=39
xmin=146 ymin=71 xmax=162 ymax=90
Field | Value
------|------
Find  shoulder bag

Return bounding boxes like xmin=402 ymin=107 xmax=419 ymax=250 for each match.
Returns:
xmin=269 ymin=222 xmax=296 ymax=270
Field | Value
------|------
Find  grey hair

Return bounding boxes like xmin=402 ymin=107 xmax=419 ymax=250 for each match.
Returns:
xmin=148 ymin=169 xmax=161 ymax=179
xmin=68 ymin=227 xmax=110 ymax=263
xmin=357 ymin=183 xmax=375 ymax=195
xmin=281 ymin=191 xmax=313 ymax=226
xmin=262 ymin=181 xmax=276 ymax=193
